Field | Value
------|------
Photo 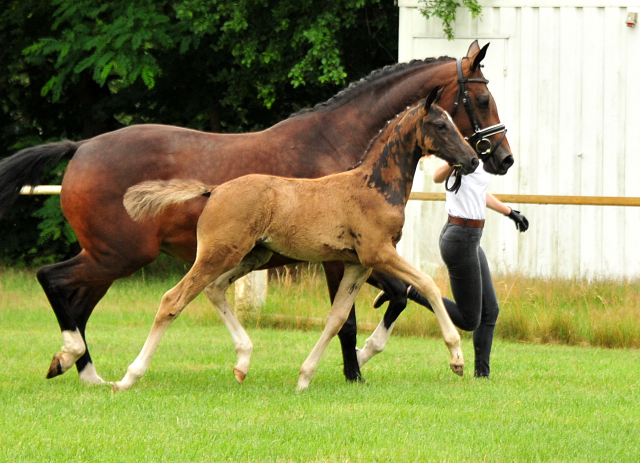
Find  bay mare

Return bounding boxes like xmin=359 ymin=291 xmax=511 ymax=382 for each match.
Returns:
xmin=116 ymin=89 xmax=478 ymax=391
xmin=0 ymin=41 xmax=512 ymax=385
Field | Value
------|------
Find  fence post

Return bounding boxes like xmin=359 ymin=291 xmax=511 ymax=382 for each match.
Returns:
xmin=234 ymin=270 xmax=268 ymax=318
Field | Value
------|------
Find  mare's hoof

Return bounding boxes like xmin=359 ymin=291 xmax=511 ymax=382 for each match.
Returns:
xmin=45 ymin=353 xmax=65 ymax=379
xmin=450 ymin=364 xmax=464 ymax=377
xmin=233 ymin=368 xmax=247 ymax=384
xmin=345 ymin=372 xmax=365 ymax=383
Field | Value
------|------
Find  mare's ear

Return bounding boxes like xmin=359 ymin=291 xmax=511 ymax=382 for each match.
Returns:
xmin=424 ymin=85 xmax=442 ymax=111
xmin=470 ymin=42 xmax=490 ymax=70
xmin=466 ymin=40 xmax=481 ymax=57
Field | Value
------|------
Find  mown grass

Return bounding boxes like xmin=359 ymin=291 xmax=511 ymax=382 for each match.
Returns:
xmin=1 ymin=266 xmax=639 ymax=462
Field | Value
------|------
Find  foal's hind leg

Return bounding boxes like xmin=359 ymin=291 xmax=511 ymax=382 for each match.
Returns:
xmin=112 ymin=241 xmax=255 ymax=391
xmin=112 ymin=267 xmax=217 ymax=391
xmin=203 ymin=247 xmax=274 ymax=384
xmin=297 ymin=263 xmax=371 ymax=391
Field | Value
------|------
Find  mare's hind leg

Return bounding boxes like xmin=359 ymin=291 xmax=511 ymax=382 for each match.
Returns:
xmin=365 ymin=246 xmax=464 ymax=376
xmin=36 ymin=251 xmax=149 ymax=383
xmin=71 ymin=283 xmax=112 ymax=384
xmin=357 ymin=271 xmax=409 ymax=368
xmin=203 ymin=247 xmax=274 ymax=384
xmin=323 ymin=262 xmax=363 ymax=383
xmin=297 ymin=263 xmax=371 ymax=391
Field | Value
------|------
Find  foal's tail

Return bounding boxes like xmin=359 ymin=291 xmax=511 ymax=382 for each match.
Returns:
xmin=123 ymin=179 xmax=213 ymax=221
xmin=0 ymin=140 xmax=80 ymax=219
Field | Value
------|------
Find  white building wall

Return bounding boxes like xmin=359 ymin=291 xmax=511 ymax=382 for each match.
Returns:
xmin=397 ymin=0 xmax=640 ymax=279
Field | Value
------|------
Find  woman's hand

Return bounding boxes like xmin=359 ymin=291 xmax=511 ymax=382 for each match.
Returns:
xmin=507 ymin=209 xmax=529 ymax=232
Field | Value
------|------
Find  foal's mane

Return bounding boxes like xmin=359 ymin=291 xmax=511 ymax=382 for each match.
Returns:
xmin=288 ymin=56 xmax=455 ymax=119
xmin=347 ymin=103 xmax=417 ymax=171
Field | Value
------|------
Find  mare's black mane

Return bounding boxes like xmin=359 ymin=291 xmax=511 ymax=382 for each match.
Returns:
xmin=288 ymin=56 xmax=455 ymax=120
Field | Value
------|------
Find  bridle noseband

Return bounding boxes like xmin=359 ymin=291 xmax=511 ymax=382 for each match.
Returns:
xmin=445 ymin=57 xmax=507 ymax=193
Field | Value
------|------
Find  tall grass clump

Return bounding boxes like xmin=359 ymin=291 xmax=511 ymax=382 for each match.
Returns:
xmin=495 ymin=274 xmax=640 ymax=348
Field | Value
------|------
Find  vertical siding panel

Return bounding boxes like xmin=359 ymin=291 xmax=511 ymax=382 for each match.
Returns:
xmin=499 ymin=7 xmax=521 ymax=274
xmin=536 ymin=7 xmax=560 ymax=276
xmin=398 ymin=8 xmax=414 ymax=63
xmin=579 ymin=7 xmax=605 ymax=278
xmin=623 ymin=11 xmax=640 ymax=276
xmin=601 ymin=7 xmax=626 ymax=277
xmin=518 ymin=7 xmax=539 ymax=275
xmin=557 ymin=7 xmax=583 ymax=277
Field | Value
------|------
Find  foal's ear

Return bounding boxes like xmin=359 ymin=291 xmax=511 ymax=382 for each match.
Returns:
xmin=470 ymin=42 xmax=490 ymax=70
xmin=424 ymin=85 xmax=444 ymax=111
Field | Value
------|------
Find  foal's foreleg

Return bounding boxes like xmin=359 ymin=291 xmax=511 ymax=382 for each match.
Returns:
xmin=370 ymin=249 xmax=464 ymax=376
xmin=203 ymin=247 xmax=274 ymax=384
xmin=297 ymin=263 xmax=371 ymax=391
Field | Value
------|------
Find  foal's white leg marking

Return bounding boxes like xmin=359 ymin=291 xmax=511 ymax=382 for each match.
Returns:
xmin=297 ymin=264 xmax=371 ymax=392
xmin=204 ymin=282 xmax=253 ymax=384
xmin=78 ymin=362 xmax=109 ymax=386
xmin=54 ymin=329 xmax=86 ymax=374
xmin=357 ymin=319 xmax=396 ymax=367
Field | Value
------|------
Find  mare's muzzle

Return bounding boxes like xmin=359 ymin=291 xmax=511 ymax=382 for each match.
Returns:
xmin=466 ymin=123 xmax=507 ymax=160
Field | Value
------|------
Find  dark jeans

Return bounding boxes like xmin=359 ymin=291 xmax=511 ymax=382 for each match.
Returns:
xmin=439 ymin=221 xmax=500 ymax=377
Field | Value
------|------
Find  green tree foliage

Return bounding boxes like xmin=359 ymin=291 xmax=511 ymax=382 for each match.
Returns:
xmin=0 ymin=0 xmax=398 ymax=266
xmin=420 ymin=0 xmax=482 ymax=40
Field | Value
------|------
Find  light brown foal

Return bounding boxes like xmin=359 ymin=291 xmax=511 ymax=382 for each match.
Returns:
xmin=114 ymin=86 xmax=478 ymax=391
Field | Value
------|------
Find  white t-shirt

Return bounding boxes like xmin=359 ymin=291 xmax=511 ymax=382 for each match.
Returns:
xmin=444 ymin=159 xmax=490 ymax=220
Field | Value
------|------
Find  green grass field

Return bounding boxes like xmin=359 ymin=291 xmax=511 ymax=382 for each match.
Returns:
xmin=1 ymin=267 xmax=639 ymax=462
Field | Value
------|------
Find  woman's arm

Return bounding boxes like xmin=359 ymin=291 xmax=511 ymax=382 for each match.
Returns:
xmin=432 ymin=162 xmax=451 ymax=183
xmin=486 ymin=192 xmax=512 ymax=215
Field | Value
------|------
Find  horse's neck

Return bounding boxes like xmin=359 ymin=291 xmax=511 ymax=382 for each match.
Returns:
xmin=354 ymin=114 xmax=422 ymax=207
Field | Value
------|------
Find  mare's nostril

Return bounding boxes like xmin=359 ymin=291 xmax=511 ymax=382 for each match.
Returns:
xmin=501 ymin=155 xmax=514 ymax=173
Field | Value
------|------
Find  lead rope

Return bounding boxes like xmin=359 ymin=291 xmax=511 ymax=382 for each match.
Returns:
xmin=445 ymin=164 xmax=463 ymax=194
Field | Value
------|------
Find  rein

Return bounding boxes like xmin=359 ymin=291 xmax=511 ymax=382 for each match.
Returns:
xmin=450 ymin=58 xmax=507 ymax=160
xmin=445 ymin=164 xmax=463 ymax=194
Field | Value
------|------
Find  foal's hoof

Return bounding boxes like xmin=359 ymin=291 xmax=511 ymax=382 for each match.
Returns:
xmin=45 ymin=353 xmax=65 ymax=379
xmin=233 ymin=368 xmax=247 ymax=384
xmin=450 ymin=363 xmax=464 ymax=377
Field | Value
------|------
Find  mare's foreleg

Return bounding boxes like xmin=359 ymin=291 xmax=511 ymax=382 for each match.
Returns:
xmin=297 ymin=263 xmax=371 ymax=391
xmin=203 ymin=247 xmax=274 ymax=384
xmin=369 ymin=247 xmax=464 ymax=376
xmin=323 ymin=262 xmax=363 ymax=383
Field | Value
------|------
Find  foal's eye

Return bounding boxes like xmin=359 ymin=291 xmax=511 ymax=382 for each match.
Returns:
xmin=436 ymin=122 xmax=447 ymax=131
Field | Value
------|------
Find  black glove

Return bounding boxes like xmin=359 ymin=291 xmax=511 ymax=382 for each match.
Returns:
xmin=507 ymin=209 xmax=529 ymax=232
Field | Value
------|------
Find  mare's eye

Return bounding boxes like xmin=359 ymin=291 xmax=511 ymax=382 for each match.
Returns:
xmin=476 ymin=96 xmax=490 ymax=109
xmin=436 ymin=122 xmax=447 ymax=131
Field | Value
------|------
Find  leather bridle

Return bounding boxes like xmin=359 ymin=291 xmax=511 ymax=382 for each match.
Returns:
xmin=445 ymin=57 xmax=507 ymax=193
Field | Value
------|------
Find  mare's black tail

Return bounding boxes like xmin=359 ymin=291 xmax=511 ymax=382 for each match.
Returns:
xmin=0 ymin=141 xmax=80 ymax=219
